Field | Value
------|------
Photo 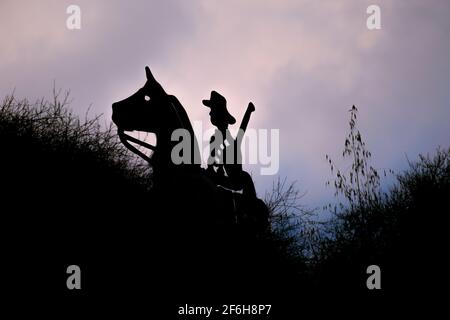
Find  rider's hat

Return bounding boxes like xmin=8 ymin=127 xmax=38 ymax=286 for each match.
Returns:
xmin=202 ymin=91 xmax=236 ymax=125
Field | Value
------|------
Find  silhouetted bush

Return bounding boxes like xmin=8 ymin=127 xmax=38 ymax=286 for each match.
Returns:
xmin=2 ymin=90 xmax=447 ymax=304
xmin=315 ymin=106 xmax=449 ymax=293
xmin=0 ymin=88 xmax=151 ymax=184
xmin=0 ymin=89 xmax=158 ymax=299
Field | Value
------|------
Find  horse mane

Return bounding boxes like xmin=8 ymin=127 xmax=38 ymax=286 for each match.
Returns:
xmin=167 ymin=94 xmax=202 ymax=166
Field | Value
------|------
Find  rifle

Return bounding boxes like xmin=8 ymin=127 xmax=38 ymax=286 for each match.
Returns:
xmin=222 ymin=102 xmax=255 ymax=177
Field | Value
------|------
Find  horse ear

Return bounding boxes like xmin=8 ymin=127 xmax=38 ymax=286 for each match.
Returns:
xmin=145 ymin=66 xmax=155 ymax=81
xmin=145 ymin=66 xmax=168 ymax=96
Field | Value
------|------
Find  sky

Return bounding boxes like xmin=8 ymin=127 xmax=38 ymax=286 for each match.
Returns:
xmin=1 ymin=0 xmax=449 ymax=211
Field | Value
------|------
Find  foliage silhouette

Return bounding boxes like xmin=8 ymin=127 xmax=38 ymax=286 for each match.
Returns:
xmin=316 ymin=105 xmax=449 ymax=296
xmin=1 ymin=90 xmax=447 ymax=313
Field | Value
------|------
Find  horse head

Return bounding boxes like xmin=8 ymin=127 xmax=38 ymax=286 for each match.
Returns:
xmin=112 ymin=66 xmax=168 ymax=133
xmin=112 ymin=66 xmax=201 ymax=170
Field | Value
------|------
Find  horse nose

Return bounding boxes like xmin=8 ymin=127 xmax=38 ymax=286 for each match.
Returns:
xmin=112 ymin=102 xmax=122 ymax=118
xmin=112 ymin=102 xmax=121 ymax=123
xmin=112 ymin=102 xmax=119 ymax=113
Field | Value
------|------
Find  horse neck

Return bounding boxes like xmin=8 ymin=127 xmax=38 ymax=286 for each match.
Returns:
xmin=154 ymin=95 xmax=201 ymax=170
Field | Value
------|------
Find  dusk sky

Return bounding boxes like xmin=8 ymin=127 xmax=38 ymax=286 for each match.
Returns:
xmin=1 ymin=0 xmax=449 ymax=211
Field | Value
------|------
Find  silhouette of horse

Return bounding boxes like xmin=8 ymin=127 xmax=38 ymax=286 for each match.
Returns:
xmin=112 ymin=66 xmax=268 ymax=232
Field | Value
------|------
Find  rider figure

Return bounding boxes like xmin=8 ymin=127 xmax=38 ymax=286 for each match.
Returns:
xmin=203 ymin=91 xmax=256 ymax=198
xmin=203 ymin=91 xmax=235 ymax=180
